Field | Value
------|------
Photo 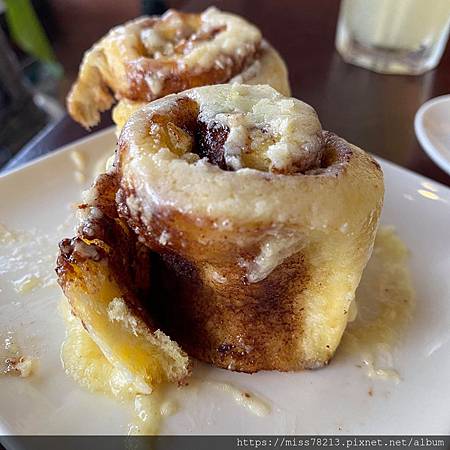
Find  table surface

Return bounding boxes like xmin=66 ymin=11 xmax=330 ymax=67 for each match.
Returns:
xmin=5 ymin=0 xmax=450 ymax=186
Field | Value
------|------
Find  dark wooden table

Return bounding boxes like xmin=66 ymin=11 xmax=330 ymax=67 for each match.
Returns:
xmin=5 ymin=0 xmax=450 ymax=185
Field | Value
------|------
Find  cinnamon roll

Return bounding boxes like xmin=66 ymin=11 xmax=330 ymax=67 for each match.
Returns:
xmin=67 ymin=7 xmax=290 ymax=130
xmin=114 ymin=84 xmax=384 ymax=372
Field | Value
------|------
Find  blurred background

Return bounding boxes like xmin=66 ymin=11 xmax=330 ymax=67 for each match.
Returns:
xmin=0 ymin=0 xmax=449 ymax=184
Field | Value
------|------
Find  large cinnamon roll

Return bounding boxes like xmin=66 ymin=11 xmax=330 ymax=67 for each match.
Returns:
xmin=67 ymin=7 xmax=290 ymax=129
xmin=114 ymin=84 xmax=384 ymax=372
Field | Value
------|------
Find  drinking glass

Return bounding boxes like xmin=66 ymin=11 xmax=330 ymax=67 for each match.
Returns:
xmin=336 ymin=0 xmax=450 ymax=75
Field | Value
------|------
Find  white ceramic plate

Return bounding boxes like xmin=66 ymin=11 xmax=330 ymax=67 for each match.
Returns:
xmin=0 ymin=128 xmax=449 ymax=436
xmin=415 ymin=94 xmax=450 ymax=176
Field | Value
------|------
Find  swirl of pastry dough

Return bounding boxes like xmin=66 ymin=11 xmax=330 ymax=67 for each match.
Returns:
xmin=67 ymin=7 xmax=290 ymax=129
xmin=115 ymin=84 xmax=384 ymax=373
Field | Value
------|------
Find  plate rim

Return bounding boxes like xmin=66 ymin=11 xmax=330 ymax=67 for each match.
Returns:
xmin=415 ymin=94 xmax=450 ymax=177
xmin=0 ymin=126 xmax=116 ymax=179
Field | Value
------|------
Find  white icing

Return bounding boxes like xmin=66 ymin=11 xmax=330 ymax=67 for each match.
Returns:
xmin=192 ymin=84 xmax=322 ymax=172
xmin=341 ymin=227 xmax=415 ymax=384
xmin=211 ymin=270 xmax=227 ymax=284
xmin=90 ymin=206 xmax=103 ymax=219
xmin=74 ymin=170 xmax=86 ymax=185
xmin=70 ymin=150 xmax=86 ymax=171
xmin=74 ymin=239 xmax=100 ymax=260
xmin=182 ymin=7 xmax=261 ymax=70
xmin=362 ymin=352 xmax=401 ymax=383
xmin=131 ymin=394 xmax=161 ymax=435
xmin=159 ymin=399 xmax=178 ymax=417
xmin=223 ymin=123 xmax=247 ymax=170
xmin=13 ymin=273 xmax=41 ymax=293
xmin=243 ymin=235 xmax=303 ymax=283
xmin=206 ymin=381 xmax=271 ymax=417
xmin=158 ymin=230 xmax=170 ymax=246
xmin=144 ymin=73 xmax=163 ymax=96
xmin=1 ymin=332 xmax=34 ymax=378
xmin=140 ymin=28 xmax=168 ymax=54
xmin=70 ymin=151 xmax=88 ymax=184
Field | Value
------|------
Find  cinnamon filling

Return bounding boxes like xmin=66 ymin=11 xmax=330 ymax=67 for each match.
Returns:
xmin=195 ymin=120 xmax=230 ymax=170
xmin=127 ymin=49 xmax=261 ymax=102
xmin=142 ymin=97 xmax=329 ymax=174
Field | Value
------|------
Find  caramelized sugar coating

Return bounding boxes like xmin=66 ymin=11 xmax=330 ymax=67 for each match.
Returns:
xmin=115 ymin=84 xmax=384 ymax=372
xmin=67 ymin=7 xmax=290 ymax=129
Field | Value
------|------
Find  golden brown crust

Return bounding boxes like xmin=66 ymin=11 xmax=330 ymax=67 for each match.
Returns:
xmin=115 ymin=195 xmax=313 ymax=372
xmin=114 ymin=85 xmax=384 ymax=372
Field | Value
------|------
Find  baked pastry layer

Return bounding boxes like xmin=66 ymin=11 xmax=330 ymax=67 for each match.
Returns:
xmin=115 ymin=84 xmax=384 ymax=372
xmin=56 ymin=173 xmax=191 ymax=392
xmin=67 ymin=7 xmax=290 ymax=129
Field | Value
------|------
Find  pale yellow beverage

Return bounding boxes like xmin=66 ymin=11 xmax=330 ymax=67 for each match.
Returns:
xmin=336 ymin=0 xmax=450 ymax=74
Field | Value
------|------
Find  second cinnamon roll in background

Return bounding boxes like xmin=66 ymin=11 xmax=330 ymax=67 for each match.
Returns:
xmin=67 ymin=7 xmax=290 ymax=131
